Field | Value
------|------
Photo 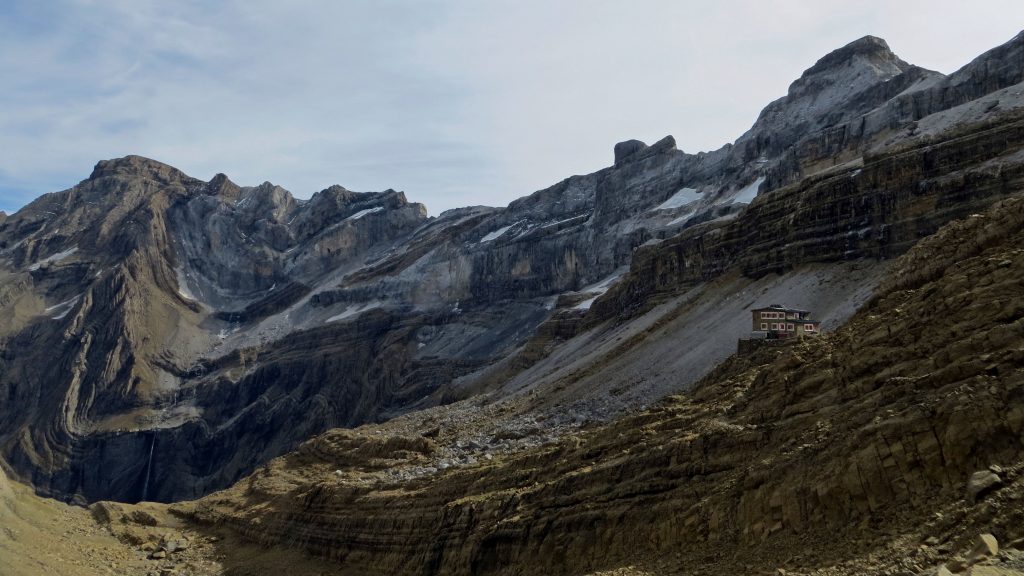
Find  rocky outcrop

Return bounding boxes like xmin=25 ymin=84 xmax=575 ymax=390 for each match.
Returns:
xmin=3 ymin=32 xmax=1024 ymax=506
xmin=613 ymin=139 xmax=648 ymax=165
xmin=184 ymin=190 xmax=1024 ymax=575
xmin=736 ymin=36 xmax=924 ymax=162
xmin=593 ymin=107 xmax=1024 ymax=321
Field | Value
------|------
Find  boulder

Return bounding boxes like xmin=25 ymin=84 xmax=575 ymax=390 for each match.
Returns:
xmin=88 ymin=501 xmax=123 ymax=525
xmin=970 ymin=534 xmax=999 ymax=562
xmin=967 ymin=471 xmax=1003 ymax=501
xmin=161 ymin=537 xmax=188 ymax=553
xmin=127 ymin=509 xmax=159 ymax=527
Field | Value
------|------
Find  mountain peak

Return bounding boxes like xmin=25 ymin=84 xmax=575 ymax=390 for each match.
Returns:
xmin=88 ymin=155 xmax=189 ymax=184
xmin=796 ymin=35 xmax=908 ymax=87
xmin=614 ymin=140 xmax=648 ymax=165
xmin=613 ymin=136 xmax=676 ymax=166
xmin=207 ymin=173 xmax=241 ymax=201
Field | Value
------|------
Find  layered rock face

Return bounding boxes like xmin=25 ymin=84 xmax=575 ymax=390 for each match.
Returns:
xmin=184 ymin=190 xmax=1024 ymax=576
xmin=2 ymin=31 xmax=1024 ymax=506
xmin=593 ymin=107 xmax=1024 ymax=321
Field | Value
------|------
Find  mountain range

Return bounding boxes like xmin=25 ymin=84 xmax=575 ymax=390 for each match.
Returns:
xmin=2 ymin=30 xmax=1024 ymax=576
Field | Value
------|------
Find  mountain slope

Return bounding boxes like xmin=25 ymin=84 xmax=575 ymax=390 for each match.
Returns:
xmin=1 ymin=32 xmax=1023 ymax=505
xmin=181 ymin=179 xmax=1024 ymax=576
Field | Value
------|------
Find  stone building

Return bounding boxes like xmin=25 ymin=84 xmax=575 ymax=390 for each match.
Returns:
xmin=751 ymin=304 xmax=820 ymax=338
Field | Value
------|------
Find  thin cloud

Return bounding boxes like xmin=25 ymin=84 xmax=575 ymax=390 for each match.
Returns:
xmin=1 ymin=0 xmax=1022 ymax=215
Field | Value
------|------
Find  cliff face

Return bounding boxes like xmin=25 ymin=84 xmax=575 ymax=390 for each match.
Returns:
xmin=2 ymin=32 xmax=1024 ymax=505
xmin=593 ymin=108 xmax=1024 ymax=321
xmin=183 ymin=186 xmax=1024 ymax=576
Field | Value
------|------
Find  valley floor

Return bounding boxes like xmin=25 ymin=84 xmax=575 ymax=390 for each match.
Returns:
xmin=1 ymin=469 xmax=153 ymax=576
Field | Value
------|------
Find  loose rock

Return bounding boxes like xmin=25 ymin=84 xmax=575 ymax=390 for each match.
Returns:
xmin=970 ymin=534 xmax=1000 ymax=562
xmin=967 ymin=471 xmax=1003 ymax=501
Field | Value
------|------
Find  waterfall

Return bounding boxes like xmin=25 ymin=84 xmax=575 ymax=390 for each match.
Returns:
xmin=141 ymin=434 xmax=155 ymax=502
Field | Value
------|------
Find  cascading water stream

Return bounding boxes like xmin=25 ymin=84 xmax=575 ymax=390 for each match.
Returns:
xmin=141 ymin=434 xmax=155 ymax=501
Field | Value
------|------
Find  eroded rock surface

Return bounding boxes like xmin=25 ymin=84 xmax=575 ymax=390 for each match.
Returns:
xmin=1 ymin=31 xmax=1024 ymax=505
xmin=183 ymin=190 xmax=1024 ymax=576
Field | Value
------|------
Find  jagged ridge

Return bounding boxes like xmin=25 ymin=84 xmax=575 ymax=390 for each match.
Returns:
xmin=0 ymin=31 xmax=1023 ymax=506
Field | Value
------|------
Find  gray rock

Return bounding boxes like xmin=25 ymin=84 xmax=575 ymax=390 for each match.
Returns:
xmin=3 ymin=31 xmax=1024 ymax=507
xmin=613 ymin=139 xmax=648 ymax=165
xmin=967 ymin=470 xmax=1003 ymax=501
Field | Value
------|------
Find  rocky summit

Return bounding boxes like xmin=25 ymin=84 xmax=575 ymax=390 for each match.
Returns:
xmin=2 ymin=30 xmax=1024 ymax=576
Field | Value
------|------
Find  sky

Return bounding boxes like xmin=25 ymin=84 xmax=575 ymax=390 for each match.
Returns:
xmin=1 ymin=1 xmax=1022 ymax=215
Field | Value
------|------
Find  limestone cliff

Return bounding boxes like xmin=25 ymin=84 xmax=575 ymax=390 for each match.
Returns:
xmin=2 ymin=31 xmax=1024 ymax=506
xmin=183 ymin=183 xmax=1024 ymax=576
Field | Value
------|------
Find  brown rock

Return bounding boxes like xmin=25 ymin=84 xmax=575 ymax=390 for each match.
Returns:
xmin=949 ymin=558 xmax=969 ymax=573
xmin=970 ymin=534 xmax=1000 ymax=562
xmin=127 ymin=510 xmax=159 ymax=527
xmin=968 ymin=567 xmax=1024 ymax=575
xmin=967 ymin=472 xmax=1003 ymax=501
xmin=87 ymin=502 xmax=121 ymax=525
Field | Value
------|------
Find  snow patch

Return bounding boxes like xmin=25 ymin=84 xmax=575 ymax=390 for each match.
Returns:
xmin=45 ymin=295 xmax=81 ymax=320
xmin=573 ymin=268 xmax=628 ymax=310
xmin=732 ymin=177 xmax=766 ymax=204
xmin=326 ymin=301 xmax=383 ymax=323
xmin=654 ymin=187 xmax=700 ymax=210
xmin=480 ymin=224 xmax=514 ymax=243
xmin=175 ymin=267 xmax=197 ymax=302
xmin=348 ymin=207 xmax=384 ymax=221
xmin=27 ymin=246 xmax=78 ymax=271
xmin=235 ymin=193 xmax=256 ymax=209
xmin=539 ymin=214 xmax=588 ymax=230
xmin=665 ymin=211 xmax=695 ymax=228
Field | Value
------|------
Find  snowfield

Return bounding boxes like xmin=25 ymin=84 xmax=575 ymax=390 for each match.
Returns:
xmin=731 ymin=177 xmax=765 ymax=204
xmin=479 ymin=224 xmax=514 ymax=243
xmin=654 ymin=187 xmax=700 ymax=210
xmin=573 ymin=268 xmax=628 ymax=310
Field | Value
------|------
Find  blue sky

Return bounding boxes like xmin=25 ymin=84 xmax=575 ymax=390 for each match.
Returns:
xmin=1 ymin=1 xmax=1022 ymax=215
